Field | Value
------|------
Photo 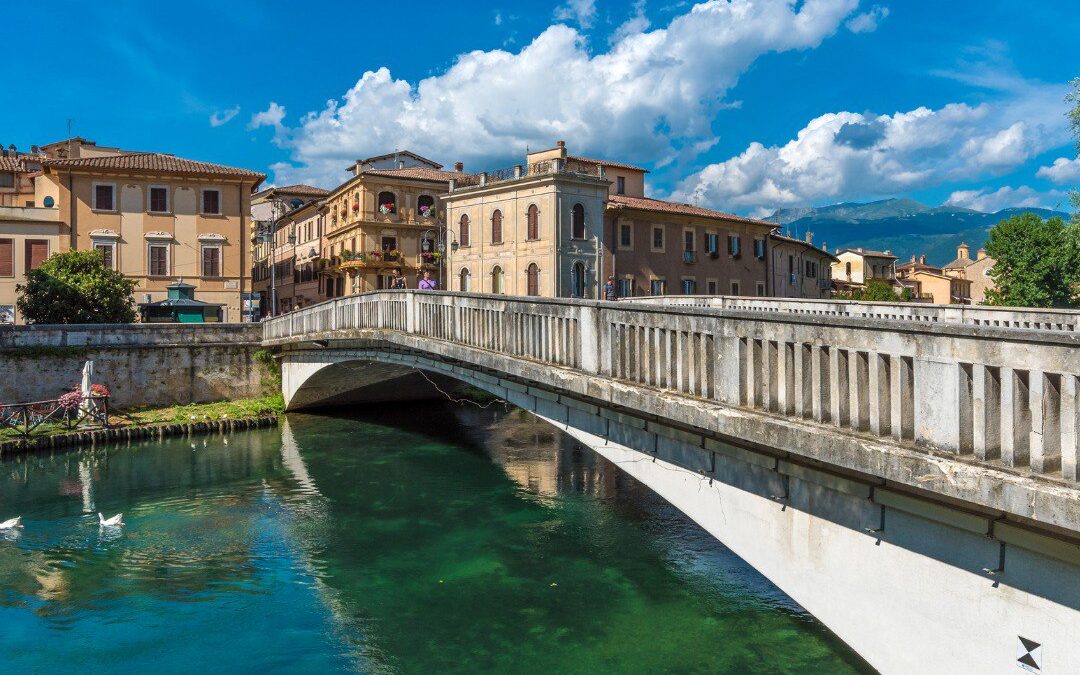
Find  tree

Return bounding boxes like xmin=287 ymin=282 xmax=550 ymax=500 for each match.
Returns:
xmin=1069 ymin=78 xmax=1080 ymax=216
xmin=17 ymin=250 xmax=138 ymax=324
xmin=984 ymin=213 xmax=1080 ymax=308
xmin=834 ymin=280 xmax=909 ymax=302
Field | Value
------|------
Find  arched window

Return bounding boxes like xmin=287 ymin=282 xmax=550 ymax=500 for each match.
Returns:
xmin=571 ymin=203 xmax=585 ymax=239
xmin=417 ymin=194 xmax=435 ymax=218
xmin=491 ymin=265 xmax=504 ymax=294
xmin=845 ymin=261 xmax=852 ymax=278
xmin=459 ymin=214 xmax=470 ymax=247
xmin=459 ymin=267 xmax=471 ymax=292
xmin=526 ymin=263 xmax=540 ymax=297
xmin=571 ymin=261 xmax=586 ymax=298
xmin=377 ymin=191 xmax=396 ymax=214
xmin=527 ymin=204 xmax=539 ymax=240
xmin=491 ymin=209 xmax=503 ymax=244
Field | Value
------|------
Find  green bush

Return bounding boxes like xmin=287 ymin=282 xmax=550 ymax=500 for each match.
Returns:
xmin=17 ymin=250 xmax=138 ymax=324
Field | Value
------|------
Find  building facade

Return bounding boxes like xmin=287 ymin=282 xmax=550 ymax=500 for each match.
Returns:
xmin=38 ymin=138 xmax=264 ymax=321
xmin=831 ymin=248 xmax=898 ymax=293
xmin=0 ymin=205 xmax=62 ymax=323
xmin=0 ymin=151 xmax=42 ymax=208
xmin=767 ymin=233 xmax=837 ymax=299
xmin=251 ymin=184 xmax=329 ymax=317
xmin=942 ymin=243 xmax=996 ymax=304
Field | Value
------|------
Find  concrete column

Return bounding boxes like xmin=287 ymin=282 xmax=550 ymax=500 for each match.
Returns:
xmin=793 ymin=344 xmax=807 ymax=418
xmin=888 ymin=355 xmax=913 ymax=441
xmin=718 ymin=336 xmax=741 ymax=405
xmin=972 ymin=364 xmax=1001 ymax=461
xmin=848 ymin=351 xmax=870 ymax=432
xmin=1062 ymin=374 xmax=1080 ymax=481
xmin=1000 ymin=367 xmax=1031 ymax=468
xmin=869 ymin=352 xmax=890 ymax=436
xmin=1029 ymin=371 xmax=1062 ymax=474
xmin=745 ymin=339 xmax=759 ymax=408
xmin=829 ymin=347 xmax=849 ymax=427
xmin=777 ymin=341 xmax=794 ymax=415
xmin=914 ymin=359 xmax=959 ymax=452
xmin=812 ymin=344 xmax=829 ymax=423
xmin=405 ymin=293 xmax=416 ymax=333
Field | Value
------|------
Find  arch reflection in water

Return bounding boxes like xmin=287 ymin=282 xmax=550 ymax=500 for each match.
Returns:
xmin=0 ymin=404 xmax=870 ymax=674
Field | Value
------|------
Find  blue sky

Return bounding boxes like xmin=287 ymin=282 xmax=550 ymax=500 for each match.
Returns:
xmin=5 ymin=0 xmax=1077 ymax=216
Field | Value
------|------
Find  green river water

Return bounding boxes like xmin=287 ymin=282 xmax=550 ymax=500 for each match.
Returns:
xmin=0 ymin=404 xmax=872 ymax=674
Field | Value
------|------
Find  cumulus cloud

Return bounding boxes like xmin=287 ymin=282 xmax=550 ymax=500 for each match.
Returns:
xmin=1036 ymin=156 xmax=1080 ymax=184
xmin=673 ymin=85 xmax=1069 ymax=213
xmin=209 ymin=105 xmax=240 ymax=127
xmin=611 ymin=0 xmax=651 ymax=45
xmin=249 ymin=102 xmax=287 ymax=132
xmin=553 ymin=0 xmax=597 ymax=29
xmin=945 ymin=185 xmax=1066 ymax=213
xmin=263 ymin=0 xmax=859 ymax=186
xmin=845 ymin=4 xmax=888 ymax=33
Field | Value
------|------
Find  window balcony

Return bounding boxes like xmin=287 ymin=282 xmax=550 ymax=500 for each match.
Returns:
xmin=682 ymin=251 xmax=697 ymax=264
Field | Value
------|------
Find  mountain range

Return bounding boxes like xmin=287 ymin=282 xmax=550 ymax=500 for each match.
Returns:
xmin=766 ymin=198 xmax=1071 ymax=265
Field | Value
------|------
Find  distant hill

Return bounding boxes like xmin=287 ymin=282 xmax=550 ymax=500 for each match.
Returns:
xmin=766 ymin=198 xmax=1070 ymax=265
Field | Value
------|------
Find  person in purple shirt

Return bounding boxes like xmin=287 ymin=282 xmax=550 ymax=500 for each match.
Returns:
xmin=418 ymin=270 xmax=438 ymax=291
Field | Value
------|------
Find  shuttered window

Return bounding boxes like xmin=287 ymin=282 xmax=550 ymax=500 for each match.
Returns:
xmin=459 ymin=215 xmax=470 ymax=247
xmin=94 ymin=184 xmax=114 ymax=210
xmin=149 ymin=187 xmax=169 ymax=213
xmin=527 ymin=204 xmax=539 ymax=240
xmin=202 ymin=189 xmax=221 ymax=215
xmin=25 ymin=239 xmax=49 ymax=272
xmin=94 ymin=243 xmax=114 ymax=269
xmin=148 ymin=244 xmax=169 ymax=276
xmin=491 ymin=209 xmax=503 ymax=244
xmin=0 ymin=239 xmax=12 ymax=277
xmin=201 ymin=245 xmax=221 ymax=277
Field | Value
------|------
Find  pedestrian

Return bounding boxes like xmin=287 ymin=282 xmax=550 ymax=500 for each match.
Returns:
xmin=603 ymin=275 xmax=618 ymax=301
xmin=389 ymin=268 xmax=407 ymax=290
xmin=418 ymin=270 xmax=438 ymax=291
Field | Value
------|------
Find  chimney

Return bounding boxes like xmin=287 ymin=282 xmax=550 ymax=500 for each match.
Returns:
xmin=957 ymin=242 xmax=970 ymax=260
xmin=911 ymin=255 xmax=916 ymax=263
xmin=919 ymin=254 xmax=926 ymax=264
xmin=556 ymin=140 xmax=565 ymax=148
xmin=454 ymin=162 xmax=464 ymax=172
xmin=397 ymin=160 xmax=405 ymax=169
xmin=805 ymin=231 xmax=813 ymax=244
xmin=856 ymin=247 xmax=863 ymax=253
xmin=977 ymin=248 xmax=987 ymax=261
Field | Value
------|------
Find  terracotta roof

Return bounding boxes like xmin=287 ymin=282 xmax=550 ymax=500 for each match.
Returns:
xmin=896 ymin=261 xmax=941 ymax=273
xmin=942 ymin=257 xmax=975 ymax=270
xmin=768 ymin=232 xmax=839 ymax=260
xmin=837 ymin=248 xmax=897 ymax=259
xmin=607 ymin=194 xmax=772 ymax=228
xmin=567 ymin=155 xmax=649 ymax=173
xmin=42 ymin=152 xmax=265 ymax=179
xmin=0 ymin=155 xmax=40 ymax=172
xmin=255 ymin=184 xmax=329 ymax=199
xmin=363 ymin=167 xmax=479 ymax=183
xmin=356 ymin=150 xmax=442 ymax=169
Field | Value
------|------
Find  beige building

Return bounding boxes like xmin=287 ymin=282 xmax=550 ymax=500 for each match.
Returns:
xmin=38 ymin=138 xmax=265 ymax=321
xmin=444 ymin=143 xmax=607 ymax=297
xmin=767 ymin=233 xmax=837 ymax=299
xmin=832 ymin=247 xmax=898 ymax=294
xmin=251 ymin=184 xmax=329 ymax=316
xmin=902 ymin=269 xmax=973 ymax=305
xmin=0 ymin=151 xmax=42 ymax=208
xmin=0 ymin=205 xmax=62 ymax=323
xmin=942 ymin=243 xmax=996 ymax=304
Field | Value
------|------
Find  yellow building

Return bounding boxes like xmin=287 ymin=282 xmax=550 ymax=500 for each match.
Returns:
xmin=0 ymin=205 xmax=62 ymax=323
xmin=942 ymin=243 xmax=996 ymax=304
xmin=905 ymin=269 xmax=972 ymax=305
xmin=0 ymin=151 xmax=42 ymax=208
xmin=38 ymin=138 xmax=265 ymax=321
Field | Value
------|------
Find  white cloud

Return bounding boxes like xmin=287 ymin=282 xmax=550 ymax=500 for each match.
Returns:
xmin=209 ymin=105 xmax=240 ymax=127
xmin=249 ymin=102 xmax=286 ymax=132
xmin=264 ymin=0 xmax=860 ymax=186
xmin=845 ymin=4 xmax=888 ymax=33
xmin=945 ymin=185 xmax=1066 ymax=213
xmin=553 ymin=0 xmax=597 ymax=29
xmin=673 ymin=83 xmax=1069 ymax=213
xmin=611 ymin=1 xmax=651 ymax=45
xmin=1036 ymin=156 xmax=1080 ymax=184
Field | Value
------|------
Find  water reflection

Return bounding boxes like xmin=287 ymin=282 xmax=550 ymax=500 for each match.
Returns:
xmin=0 ymin=404 xmax=871 ymax=674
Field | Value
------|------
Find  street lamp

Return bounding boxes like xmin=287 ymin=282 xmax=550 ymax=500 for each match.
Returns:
xmin=260 ymin=197 xmax=295 ymax=318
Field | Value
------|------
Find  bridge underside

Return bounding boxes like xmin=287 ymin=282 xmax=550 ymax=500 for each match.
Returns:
xmin=280 ymin=340 xmax=1080 ymax=675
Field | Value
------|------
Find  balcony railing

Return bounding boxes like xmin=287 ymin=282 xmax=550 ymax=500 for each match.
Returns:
xmin=682 ymin=251 xmax=697 ymax=264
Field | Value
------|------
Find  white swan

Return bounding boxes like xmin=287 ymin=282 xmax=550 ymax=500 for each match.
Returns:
xmin=0 ymin=516 xmax=22 ymax=529
xmin=98 ymin=513 xmax=123 ymax=527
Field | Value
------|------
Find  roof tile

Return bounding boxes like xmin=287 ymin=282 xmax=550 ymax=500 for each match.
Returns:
xmin=607 ymin=194 xmax=772 ymax=227
xmin=42 ymin=152 xmax=265 ymax=179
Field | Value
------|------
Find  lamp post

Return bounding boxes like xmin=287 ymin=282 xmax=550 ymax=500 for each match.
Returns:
xmin=260 ymin=197 xmax=295 ymax=318
xmin=422 ymin=225 xmax=459 ymax=290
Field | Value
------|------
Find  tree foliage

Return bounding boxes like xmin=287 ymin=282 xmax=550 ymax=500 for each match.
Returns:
xmin=1069 ymin=78 xmax=1080 ymax=216
xmin=16 ymin=250 xmax=138 ymax=324
xmin=835 ymin=280 xmax=910 ymax=302
xmin=984 ymin=213 xmax=1080 ymax=308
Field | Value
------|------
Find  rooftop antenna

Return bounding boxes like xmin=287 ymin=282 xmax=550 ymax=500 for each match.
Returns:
xmin=67 ymin=118 xmax=74 ymax=157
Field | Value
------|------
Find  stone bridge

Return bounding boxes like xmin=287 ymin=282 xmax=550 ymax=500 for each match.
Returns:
xmin=264 ymin=291 xmax=1080 ymax=675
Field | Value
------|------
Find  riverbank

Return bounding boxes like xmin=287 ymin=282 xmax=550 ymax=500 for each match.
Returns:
xmin=0 ymin=394 xmax=284 ymax=454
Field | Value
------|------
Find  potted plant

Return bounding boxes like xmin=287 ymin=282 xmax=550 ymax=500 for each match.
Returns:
xmin=379 ymin=202 xmax=396 ymax=215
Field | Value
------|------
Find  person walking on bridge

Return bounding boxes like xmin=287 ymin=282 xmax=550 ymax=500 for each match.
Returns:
xmin=419 ymin=270 xmax=438 ymax=291
xmin=603 ymin=276 xmax=618 ymax=301
xmin=389 ymin=268 xmax=407 ymax=290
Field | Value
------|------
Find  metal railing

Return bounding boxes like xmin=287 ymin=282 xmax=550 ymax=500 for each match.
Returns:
xmin=0 ymin=395 xmax=109 ymax=437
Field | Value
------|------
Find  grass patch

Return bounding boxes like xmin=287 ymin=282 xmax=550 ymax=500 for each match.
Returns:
xmin=113 ymin=394 xmax=285 ymax=428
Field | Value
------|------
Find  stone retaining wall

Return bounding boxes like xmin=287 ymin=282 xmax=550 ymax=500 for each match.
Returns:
xmin=0 ymin=323 xmax=266 ymax=407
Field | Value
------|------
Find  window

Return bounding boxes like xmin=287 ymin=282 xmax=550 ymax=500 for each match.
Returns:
xmin=571 ymin=203 xmax=586 ymax=239
xmin=650 ymin=279 xmax=666 ymax=296
xmin=459 ymin=214 xmax=470 ymax=247
xmin=148 ymin=186 xmax=169 ymax=213
xmin=788 ymin=255 xmax=796 ymax=285
xmin=845 ymin=262 xmax=852 ymax=277
xmin=459 ymin=267 xmax=471 ymax=292
xmin=0 ymin=172 xmax=14 ymax=188
xmin=616 ymin=176 xmax=626 ymax=195
xmin=527 ymin=263 xmax=540 ymax=296
xmin=571 ymin=262 xmax=586 ymax=298
xmin=202 ymin=189 xmax=221 ymax=215
xmin=381 ymin=236 xmax=398 ymax=252
xmin=756 ymin=281 xmax=766 ymax=296
xmin=93 ymin=183 xmax=115 ymax=211
xmin=377 ymin=191 xmax=397 ymax=214
xmin=148 ymin=243 xmax=169 ymax=276
xmin=705 ymin=233 xmax=719 ymax=255
xmin=805 ymin=260 xmax=818 ymax=278
xmin=25 ymin=240 xmax=48 ymax=273
xmin=754 ymin=238 xmax=765 ymax=259
xmin=618 ymin=278 xmax=633 ymax=298
xmin=730 ymin=280 xmax=741 ymax=296
xmin=201 ymin=245 xmax=222 ymax=277
xmin=93 ymin=241 xmax=116 ymax=270
xmin=684 ymin=230 xmax=695 ymax=252
xmin=525 ymin=204 xmax=540 ymax=240
xmin=491 ymin=265 xmax=504 ymax=294
xmin=491 ymin=209 xmax=503 ymax=244
xmin=707 ymin=280 xmax=718 ymax=295
xmin=727 ymin=234 xmax=741 ymax=258
xmin=682 ymin=278 xmax=697 ymax=295
xmin=0 ymin=238 xmax=12 ymax=277
xmin=417 ymin=194 xmax=435 ymax=218
xmin=652 ymin=226 xmax=664 ymax=251
xmin=619 ymin=223 xmax=632 ymax=249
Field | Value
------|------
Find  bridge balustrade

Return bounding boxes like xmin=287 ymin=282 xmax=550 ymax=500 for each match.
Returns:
xmin=265 ymin=291 xmax=1080 ymax=484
